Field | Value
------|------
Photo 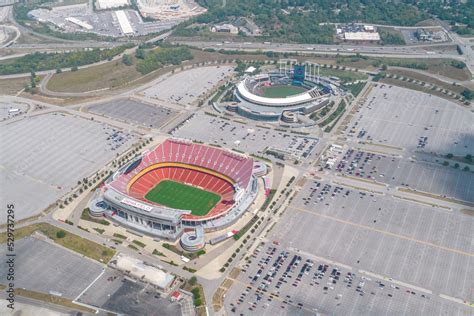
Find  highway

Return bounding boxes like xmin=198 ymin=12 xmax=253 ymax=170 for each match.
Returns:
xmin=450 ymin=32 xmax=474 ymax=77
xmin=171 ymin=38 xmax=473 ymax=81
xmin=171 ymin=39 xmax=460 ymax=57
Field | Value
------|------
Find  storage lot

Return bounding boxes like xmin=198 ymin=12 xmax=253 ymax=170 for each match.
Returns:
xmin=0 ymin=237 xmax=103 ymax=298
xmin=87 ymin=99 xmax=178 ymax=129
xmin=141 ymin=66 xmax=234 ymax=105
xmin=346 ymin=84 xmax=474 ymax=156
xmin=337 ymin=149 xmax=474 ymax=203
xmin=0 ymin=113 xmax=136 ymax=223
xmin=172 ymin=113 xmax=319 ymax=160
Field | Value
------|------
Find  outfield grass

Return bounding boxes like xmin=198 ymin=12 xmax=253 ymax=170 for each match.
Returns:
xmin=262 ymin=85 xmax=307 ymax=98
xmin=145 ymin=180 xmax=220 ymax=216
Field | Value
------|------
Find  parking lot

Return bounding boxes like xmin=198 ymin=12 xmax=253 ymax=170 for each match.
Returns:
xmin=87 ymin=99 xmax=178 ymax=129
xmin=337 ymin=149 xmax=474 ymax=203
xmin=141 ymin=66 xmax=234 ymax=105
xmin=346 ymin=84 xmax=474 ymax=156
xmin=28 ymin=5 xmax=181 ymax=37
xmin=0 ymin=100 xmax=29 ymax=121
xmin=225 ymin=241 xmax=471 ymax=315
xmin=0 ymin=113 xmax=136 ymax=223
xmin=265 ymin=179 xmax=472 ymax=303
xmin=103 ymin=279 xmax=181 ymax=315
xmin=0 ymin=237 xmax=103 ymax=299
xmin=172 ymin=113 xmax=319 ymax=160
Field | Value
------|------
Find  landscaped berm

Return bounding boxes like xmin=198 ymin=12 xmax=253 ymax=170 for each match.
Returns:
xmin=144 ymin=180 xmax=221 ymax=216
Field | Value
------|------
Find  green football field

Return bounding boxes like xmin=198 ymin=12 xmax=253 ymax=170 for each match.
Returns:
xmin=262 ymin=85 xmax=307 ymax=98
xmin=144 ymin=180 xmax=221 ymax=216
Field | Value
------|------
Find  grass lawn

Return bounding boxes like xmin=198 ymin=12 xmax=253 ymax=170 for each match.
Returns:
xmin=0 ymin=77 xmax=30 ymax=95
xmin=262 ymin=85 xmax=307 ymax=98
xmin=0 ymin=223 xmax=115 ymax=263
xmin=145 ymin=180 xmax=220 ymax=216
xmin=319 ymin=68 xmax=368 ymax=83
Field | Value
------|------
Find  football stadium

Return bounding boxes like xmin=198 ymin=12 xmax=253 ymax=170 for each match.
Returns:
xmin=229 ymin=61 xmax=335 ymax=122
xmin=89 ymin=138 xmax=259 ymax=240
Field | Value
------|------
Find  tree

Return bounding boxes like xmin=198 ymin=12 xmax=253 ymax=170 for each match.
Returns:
xmin=56 ymin=230 xmax=66 ymax=238
xmin=454 ymin=163 xmax=460 ymax=169
xmin=135 ymin=48 xmax=145 ymax=60
xmin=463 ymin=166 xmax=470 ymax=172
xmin=30 ymin=71 xmax=36 ymax=88
xmin=462 ymin=89 xmax=473 ymax=100
xmin=122 ymin=54 xmax=133 ymax=66
xmin=446 ymin=153 xmax=454 ymax=159
xmin=465 ymin=154 xmax=472 ymax=163
xmin=189 ymin=276 xmax=197 ymax=286
xmin=442 ymin=161 xmax=449 ymax=166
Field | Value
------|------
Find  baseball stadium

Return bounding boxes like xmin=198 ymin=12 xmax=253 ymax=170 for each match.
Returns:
xmin=229 ymin=62 xmax=335 ymax=122
xmin=89 ymin=138 xmax=259 ymax=240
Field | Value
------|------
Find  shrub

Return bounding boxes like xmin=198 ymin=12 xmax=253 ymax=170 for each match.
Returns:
xmin=194 ymin=298 xmax=202 ymax=306
xmin=56 ymin=230 xmax=66 ymax=238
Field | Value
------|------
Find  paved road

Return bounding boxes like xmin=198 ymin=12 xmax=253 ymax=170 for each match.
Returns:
xmin=171 ymin=39 xmax=462 ymax=58
xmin=450 ymin=32 xmax=474 ymax=78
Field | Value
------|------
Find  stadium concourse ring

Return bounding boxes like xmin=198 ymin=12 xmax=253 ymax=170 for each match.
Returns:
xmin=230 ymin=72 xmax=334 ymax=121
xmin=89 ymin=138 xmax=259 ymax=241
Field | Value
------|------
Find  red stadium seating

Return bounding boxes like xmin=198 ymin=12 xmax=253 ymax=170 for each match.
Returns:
xmin=108 ymin=139 xmax=254 ymax=221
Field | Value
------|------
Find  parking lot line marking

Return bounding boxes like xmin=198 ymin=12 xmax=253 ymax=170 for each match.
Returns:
xmin=289 ymin=206 xmax=473 ymax=257
xmin=74 ymin=268 xmax=106 ymax=301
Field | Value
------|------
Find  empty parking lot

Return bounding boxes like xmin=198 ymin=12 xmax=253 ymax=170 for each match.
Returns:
xmin=141 ymin=66 xmax=234 ymax=105
xmin=0 ymin=237 xmax=103 ymax=298
xmin=0 ymin=113 xmax=136 ymax=223
xmin=337 ymin=149 xmax=474 ymax=203
xmin=346 ymin=84 xmax=474 ymax=156
xmin=87 ymin=98 xmax=178 ymax=129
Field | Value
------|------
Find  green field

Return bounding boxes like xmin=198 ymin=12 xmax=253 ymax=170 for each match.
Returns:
xmin=145 ymin=180 xmax=221 ymax=216
xmin=262 ymin=85 xmax=307 ymax=98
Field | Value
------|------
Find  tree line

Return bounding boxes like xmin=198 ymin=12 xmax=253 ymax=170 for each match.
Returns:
xmin=0 ymin=45 xmax=133 ymax=75
xmin=135 ymin=46 xmax=193 ymax=75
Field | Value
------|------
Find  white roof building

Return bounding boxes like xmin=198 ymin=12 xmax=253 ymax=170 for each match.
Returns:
xmin=65 ymin=17 xmax=93 ymax=30
xmin=344 ymin=32 xmax=380 ymax=41
xmin=115 ymin=254 xmax=175 ymax=290
xmin=115 ymin=10 xmax=134 ymax=35
xmin=96 ymin=0 xmax=129 ymax=10
xmin=245 ymin=66 xmax=256 ymax=74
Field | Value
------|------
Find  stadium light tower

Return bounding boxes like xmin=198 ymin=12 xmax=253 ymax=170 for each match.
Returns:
xmin=305 ymin=61 xmax=320 ymax=84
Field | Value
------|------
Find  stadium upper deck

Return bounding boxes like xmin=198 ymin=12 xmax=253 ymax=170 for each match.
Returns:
xmin=89 ymin=139 xmax=258 ymax=239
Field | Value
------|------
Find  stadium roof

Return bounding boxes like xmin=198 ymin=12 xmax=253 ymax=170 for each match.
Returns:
xmin=237 ymin=80 xmax=313 ymax=106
